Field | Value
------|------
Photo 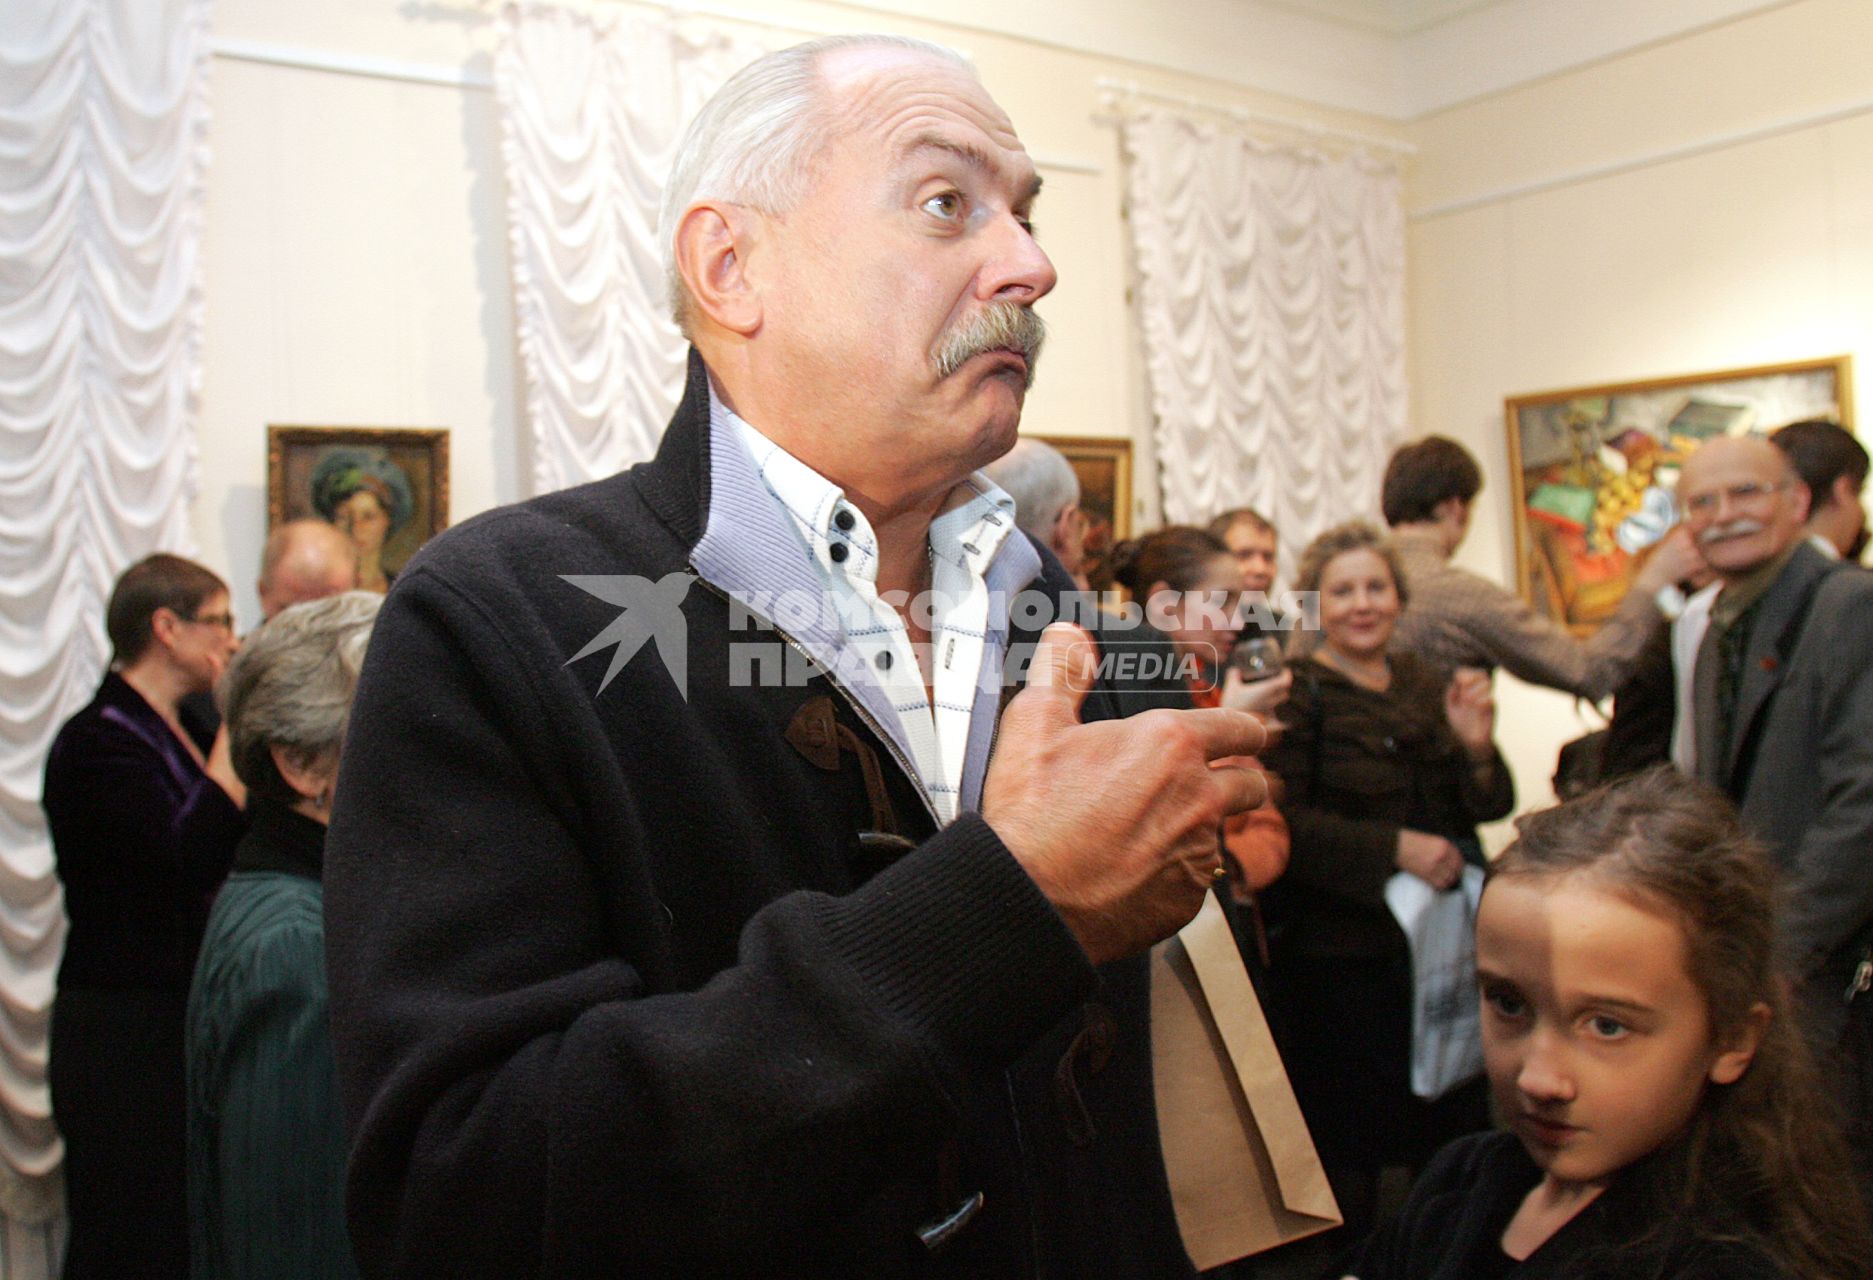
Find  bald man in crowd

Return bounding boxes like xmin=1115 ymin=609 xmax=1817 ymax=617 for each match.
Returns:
xmin=1681 ymin=435 xmax=1873 ymax=1173
xmin=257 ymin=520 xmax=359 ymax=620
xmin=180 ymin=521 xmax=360 ymax=740
xmin=326 ymin=35 xmax=1266 ymax=1277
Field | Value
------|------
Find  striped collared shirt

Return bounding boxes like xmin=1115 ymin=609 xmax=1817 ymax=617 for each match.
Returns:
xmin=727 ymin=410 xmax=1018 ymax=824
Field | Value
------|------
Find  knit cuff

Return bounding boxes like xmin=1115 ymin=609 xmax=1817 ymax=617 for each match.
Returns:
xmin=811 ymin=813 xmax=1096 ymax=1065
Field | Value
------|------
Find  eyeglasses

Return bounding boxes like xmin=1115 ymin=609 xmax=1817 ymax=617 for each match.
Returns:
xmin=184 ymin=610 xmax=236 ymax=632
xmin=1682 ymin=480 xmax=1794 ymax=518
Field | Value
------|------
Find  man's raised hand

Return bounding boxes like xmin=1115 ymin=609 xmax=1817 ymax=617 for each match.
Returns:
xmin=982 ymin=624 xmax=1268 ymax=964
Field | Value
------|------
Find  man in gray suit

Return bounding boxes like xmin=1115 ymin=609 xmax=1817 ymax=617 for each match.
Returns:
xmin=1682 ymin=435 xmax=1873 ymax=1161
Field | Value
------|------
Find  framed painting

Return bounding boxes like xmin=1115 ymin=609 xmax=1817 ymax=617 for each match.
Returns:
xmin=267 ymin=426 xmax=451 ymax=595
xmin=1035 ymin=434 xmax=1133 ymax=588
xmin=1505 ymin=357 xmax=1851 ymax=635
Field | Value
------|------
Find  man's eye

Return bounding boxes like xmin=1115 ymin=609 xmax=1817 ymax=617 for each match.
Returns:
xmin=923 ymin=191 xmax=963 ymax=220
xmin=1586 ymin=1015 xmax=1629 ymax=1040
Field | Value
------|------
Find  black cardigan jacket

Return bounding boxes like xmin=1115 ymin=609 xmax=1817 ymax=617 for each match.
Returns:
xmin=1261 ymin=653 xmax=1513 ymax=962
xmin=323 ymin=353 xmax=1193 ymax=1279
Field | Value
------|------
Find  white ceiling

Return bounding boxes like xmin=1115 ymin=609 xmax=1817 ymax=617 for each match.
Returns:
xmin=845 ymin=0 xmax=1797 ymax=118
xmin=1258 ymin=0 xmax=1506 ymax=37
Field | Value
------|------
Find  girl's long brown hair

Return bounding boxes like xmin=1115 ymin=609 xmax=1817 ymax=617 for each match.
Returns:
xmin=1492 ymin=768 xmax=1871 ymax=1279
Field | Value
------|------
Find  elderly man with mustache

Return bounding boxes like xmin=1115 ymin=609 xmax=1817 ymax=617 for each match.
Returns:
xmin=324 ymin=33 xmax=1268 ymax=1280
xmin=1681 ymin=432 xmax=1873 ymax=1184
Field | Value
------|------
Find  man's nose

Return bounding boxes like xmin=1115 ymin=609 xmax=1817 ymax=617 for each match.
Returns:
xmin=981 ymin=212 xmax=1056 ymax=304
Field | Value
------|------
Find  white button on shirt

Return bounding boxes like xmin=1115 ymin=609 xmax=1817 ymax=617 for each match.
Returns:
xmin=728 ymin=412 xmax=1018 ymax=825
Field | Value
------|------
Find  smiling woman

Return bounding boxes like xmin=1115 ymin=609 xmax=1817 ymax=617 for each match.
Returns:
xmin=1260 ymin=520 xmax=1513 ymax=1248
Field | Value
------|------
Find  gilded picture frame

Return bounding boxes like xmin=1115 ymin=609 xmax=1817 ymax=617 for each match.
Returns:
xmin=266 ymin=425 xmax=451 ymax=595
xmin=1505 ymin=357 xmax=1852 ymax=635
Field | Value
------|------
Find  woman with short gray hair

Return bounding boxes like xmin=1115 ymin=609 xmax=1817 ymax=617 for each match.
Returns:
xmin=186 ymin=591 xmax=379 ymax=1279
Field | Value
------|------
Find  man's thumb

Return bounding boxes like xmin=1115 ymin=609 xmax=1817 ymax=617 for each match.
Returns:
xmin=1020 ymin=623 xmax=1097 ymax=720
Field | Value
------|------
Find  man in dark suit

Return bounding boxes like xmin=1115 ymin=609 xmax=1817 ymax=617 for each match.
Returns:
xmin=1682 ymin=435 xmax=1873 ymax=1167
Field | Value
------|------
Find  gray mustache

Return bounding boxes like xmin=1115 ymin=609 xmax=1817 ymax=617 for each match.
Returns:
xmin=933 ymin=304 xmax=1046 ymax=388
xmin=1698 ymin=519 xmax=1765 ymax=546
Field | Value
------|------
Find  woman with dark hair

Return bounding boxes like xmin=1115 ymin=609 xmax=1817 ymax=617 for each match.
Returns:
xmin=1107 ymin=527 xmax=1290 ymax=917
xmin=43 ymin=553 xmax=247 ymax=1277
xmin=1261 ymin=520 xmax=1512 ymax=1249
xmin=188 ymin=591 xmax=379 ymax=1280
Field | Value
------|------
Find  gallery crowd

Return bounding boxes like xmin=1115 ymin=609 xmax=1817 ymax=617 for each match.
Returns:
xmin=35 ymin=32 xmax=1873 ymax=1280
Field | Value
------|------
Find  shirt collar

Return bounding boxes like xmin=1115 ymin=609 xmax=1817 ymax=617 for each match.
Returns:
xmin=718 ymin=394 xmax=1018 ymax=591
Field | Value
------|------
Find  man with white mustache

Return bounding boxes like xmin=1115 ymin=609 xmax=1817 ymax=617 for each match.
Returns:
xmin=1681 ymin=433 xmax=1873 ymax=1184
xmin=324 ymin=34 xmax=1269 ymax=1278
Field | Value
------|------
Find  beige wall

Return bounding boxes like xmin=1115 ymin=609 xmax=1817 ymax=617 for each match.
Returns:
xmin=196 ymin=0 xmax=1403 ymax=625
xmin=1404 ymin=0 xmax=1873 ymax=840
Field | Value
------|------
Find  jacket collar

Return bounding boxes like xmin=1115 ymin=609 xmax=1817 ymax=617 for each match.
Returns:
xmin=232 ymin=795 xmax=327 ymax=880
xmin=634 ymin=347 xmax=717 ymax=553
xmin=96 ymin=671 xmax=206 ymax=791
xmin=1721 ymin=539 xmax=1838 ymax=783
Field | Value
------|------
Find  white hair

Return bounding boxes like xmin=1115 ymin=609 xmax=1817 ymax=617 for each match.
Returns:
xmin=656 ymin=33 xmax=973 ymax=335
xmin=981 ymin=439 xmax=1079 ymax=541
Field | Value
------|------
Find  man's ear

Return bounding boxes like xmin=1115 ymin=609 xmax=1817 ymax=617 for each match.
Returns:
xmin=1833 ymin=474 xmax=1860 ymax=512
xmin=673 ymin=202 xmax=761 ymax=336
xmin=1049 ymin=503 xmax=1079 ymax=551
xmin=1790 ymin=480 xmax=1813 ymax=525
xmin=1709 ymin=1001 xmax=1772 ymax=1086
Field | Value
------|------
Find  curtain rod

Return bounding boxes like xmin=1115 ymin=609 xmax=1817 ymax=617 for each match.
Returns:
xmin=1096 ymin=77 xmax=1416 ymax=159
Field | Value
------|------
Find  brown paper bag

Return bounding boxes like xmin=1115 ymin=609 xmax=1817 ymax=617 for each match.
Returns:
xmin=1151 ymin=894 xmax=1341 ymax=1268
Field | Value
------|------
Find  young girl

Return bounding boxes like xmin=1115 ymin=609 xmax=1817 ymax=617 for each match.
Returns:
xmin=1344 ymin=767 xmax=1871 ymax=1279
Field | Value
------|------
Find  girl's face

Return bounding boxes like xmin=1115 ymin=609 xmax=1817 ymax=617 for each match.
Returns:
xmin=1151 ymin=553 xmax=1243 ymax=668
xmin=1474 ymin=874 xmax=1760 ymax=1190
xmin=1316 ymin=547 xmax=1399 ymax=660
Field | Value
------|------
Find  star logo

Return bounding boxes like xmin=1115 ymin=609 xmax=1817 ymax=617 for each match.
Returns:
xmin=562 ymin=572 xmax=697 ymax=698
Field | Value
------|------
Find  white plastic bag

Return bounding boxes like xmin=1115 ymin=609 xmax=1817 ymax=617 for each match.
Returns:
xmin=1384 ymin=865 xmax=1485 ymax=1100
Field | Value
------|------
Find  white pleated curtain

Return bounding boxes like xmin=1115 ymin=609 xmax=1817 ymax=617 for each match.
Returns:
xmin=1119 ymin=106 xmax=1408 ymax=580
xmin=0 ymin=0 xmax=215 ymax=1262
xmin=494 ymin=3 xmax=766 ymax=495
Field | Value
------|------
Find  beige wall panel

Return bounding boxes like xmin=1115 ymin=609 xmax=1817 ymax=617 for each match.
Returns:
xmin=1407 ymin=0 xmax=1873 ymax=213
xmin=198 ymin=53 xmax=516 ymax=625
xmin=1406 ymin=1 xmax=1873 ymax=833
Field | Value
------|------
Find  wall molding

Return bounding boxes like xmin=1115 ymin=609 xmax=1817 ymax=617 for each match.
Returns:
xmin=1410 ymin=91 xmax=1873 ymax=221
xmin=208 ymin=34 xmax=1102 ymax=174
